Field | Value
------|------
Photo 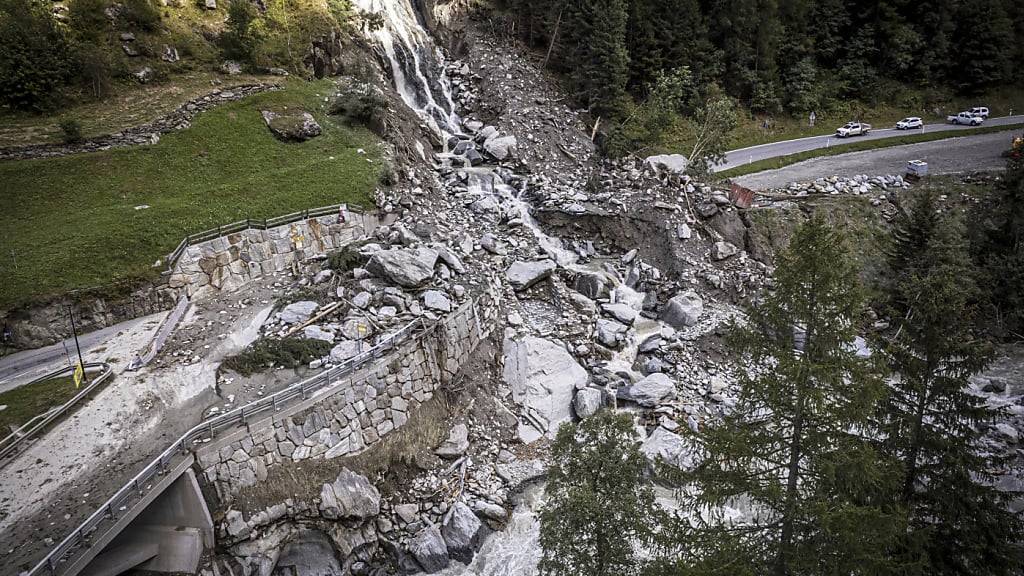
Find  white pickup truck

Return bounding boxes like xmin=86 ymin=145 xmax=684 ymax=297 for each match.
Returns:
xmin=836 ymin=122 xmax=871 ymax=137
xmin=947 ymin=111 xmax=984 ymax=126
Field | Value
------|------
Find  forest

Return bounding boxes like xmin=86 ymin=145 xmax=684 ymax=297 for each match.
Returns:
xmin=505 ymin=0 xmax=1024 ymax=120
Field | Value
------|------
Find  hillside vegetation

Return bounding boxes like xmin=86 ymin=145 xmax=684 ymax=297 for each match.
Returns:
xmin=501 ymin=0 xmax=1024 ymax=161
xmin=0 ymin=79 xmax=381 ymax=308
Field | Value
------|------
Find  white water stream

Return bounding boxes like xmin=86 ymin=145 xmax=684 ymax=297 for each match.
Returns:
xmin=350 ymin=4 xmax=669 ymax=572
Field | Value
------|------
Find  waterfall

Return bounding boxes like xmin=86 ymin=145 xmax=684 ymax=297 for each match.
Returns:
xmin=354 ymin=0 xmax=461 ymax=135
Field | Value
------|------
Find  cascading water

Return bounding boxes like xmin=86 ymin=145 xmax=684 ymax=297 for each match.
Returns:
xmin=354 ymin=0 xmax=461 ymax=134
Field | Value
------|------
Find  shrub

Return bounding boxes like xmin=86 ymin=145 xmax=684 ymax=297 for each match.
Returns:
xmin=0 ymin=0 xmax=72 ymax=111
xmin=58 ymin=119 xmax=84 ymax=144
xmin=75 ymin=43 xmax=113 ymax=99
xmin=68 ymin=0 xmax=110 ymax=44
xmin=219 ymin=0 xmax=263 ymax=65
xmin=327 ymin=241 xmax=366 ymax=273
xmin=221 ymin=337 xmax=332 ymax=376
xmin=329 ymin=84 xmax=387 ymax=133
xmin=121 ymin=0 xmax=160 ymax=31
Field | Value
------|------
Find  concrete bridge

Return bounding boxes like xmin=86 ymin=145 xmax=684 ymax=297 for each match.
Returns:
xmin=24 ymin=283 xmax=500 ymax=576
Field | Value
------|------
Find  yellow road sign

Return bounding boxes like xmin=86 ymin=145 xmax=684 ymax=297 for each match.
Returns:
xmin=73 ymin=362 xmax=84 ymax=388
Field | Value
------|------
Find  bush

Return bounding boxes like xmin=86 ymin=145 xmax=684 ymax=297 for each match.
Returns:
xmin=68 ymin=0 xmax=110 ymax=43
xmin=0 ymin=0 xmax=72 ymax=111
xmin=122 ymin=0 xmax=161 ymax=31
xmin=221 ymin=337 xmax=332 ymax=376
xmin=326 ymin=241 xmax=366 ymax=273
xmin=219 ymin=0 xmax=263 ymax=65
xmin=59 ymin=119 xmax=84 ymax=144
xmin=329 ymin=84 xmax=388 ymax=133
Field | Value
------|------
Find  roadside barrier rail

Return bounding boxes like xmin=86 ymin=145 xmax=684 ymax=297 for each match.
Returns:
xmin=28 ymin=316 xmax=433 ymax=576
xmin=0 ymin=363 xmax=114 ymax=465
xmin=162 ymin=203 xmax=366 ymax=275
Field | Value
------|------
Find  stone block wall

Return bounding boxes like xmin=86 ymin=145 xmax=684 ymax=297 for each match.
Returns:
xmin=167 ymin=210 xmax=378 ymax=299
xmin=194 ymin=279 xmax=501 ymax=503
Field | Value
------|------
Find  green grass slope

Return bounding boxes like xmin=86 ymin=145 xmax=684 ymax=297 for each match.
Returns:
xmin=0 ymin=78 xmax=381 ymax=308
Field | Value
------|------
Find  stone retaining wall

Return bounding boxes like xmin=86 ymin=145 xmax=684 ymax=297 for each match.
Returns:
xmin=0 ymin=84 xmax=280 ymax=162
xmin=167 ymin=209 xmax=378 ymax=299
xmin=193 ymin=278 xmax=501 ymax=504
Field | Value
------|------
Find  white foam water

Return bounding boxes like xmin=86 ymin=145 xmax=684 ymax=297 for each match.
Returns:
xmin=353 ymin=0 xmax=460 ymax=134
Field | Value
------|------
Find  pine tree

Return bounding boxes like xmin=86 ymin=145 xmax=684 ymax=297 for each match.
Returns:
xmin=951 ymin=0 xmax=1014 ymax=91
xmin=539 ymin=410 xmax=662 ymax=576
xmin=880 ymin=191 xmax=1023 ymax=574
xmin=679 ymin=216 xmax=906 ymax=576
xmin=976 ymin=153 xmax=1024 ymax=337
xmin=561 ymin=0 xmax=630 ymax=119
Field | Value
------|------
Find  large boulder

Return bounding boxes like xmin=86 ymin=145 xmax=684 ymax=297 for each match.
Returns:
xmin=367 ymin=247 xmax=439 ymax=288
xmin=506 ymin=259 xmax=557 ymax=291
xmin=574 ymin=388 xmax=604 ymax=419
xmin=261 ymin=110 xmax=322 ymax=142
xmin=641 ymin=426 xmax=692 ymax=470
xmin=435 ymin=423 xmax=469 ymax=458
xmin=644 ymin=154 xmax=688 ymax=175
xmin=711 ymin=241 xmax=740 ymax=261
xmin=319 ymin=469 xmax=380 ymax=521
xmin=410 ymin=526 xmax=449 ymax=573
xmin=503 ymin=335 xmax=588 ymax=442
xmin=441 ymin=502 xmax=483 ymax=563
xmin=329 ymin=340 xmax=361 ymax=362
xmin=621 ymin=373 xmax=676 ymax=407
xmin=660 ymin=291 xmax=703 ymax=329
xmin=483 ymin=135 xmax=518 ymax=161
xmin=279 ymin=300 xmax=318 ymax=324
xmin=573 ymin=270 xmax=608 ymax=300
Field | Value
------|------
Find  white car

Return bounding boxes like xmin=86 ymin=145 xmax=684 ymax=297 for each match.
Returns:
xmin=836 ymin=122 xmax=871 ymax=137
xmin=947 ymin=111 xmax=984 ymax=126
xmin=896 ymin=117 xmax=923 ymax=130
xmin=970 ymin=106 xmax=990 ymax=118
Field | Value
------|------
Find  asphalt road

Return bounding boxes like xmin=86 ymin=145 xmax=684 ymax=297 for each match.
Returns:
xmin=715 ymin=115 xmax=1024 ymax=172
xmin=733 ymin=131 xmax=1013 ymax=190
xmin=0 ymin=313 xmax=164 ymax=393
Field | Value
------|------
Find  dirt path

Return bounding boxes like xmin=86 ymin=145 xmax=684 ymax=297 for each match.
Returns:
xmin=734 ymin=131 xmax=1014 ymax=189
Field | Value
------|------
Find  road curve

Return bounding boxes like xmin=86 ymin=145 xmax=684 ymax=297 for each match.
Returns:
xmin=714 ymin=115 xmax=1024 ymax=173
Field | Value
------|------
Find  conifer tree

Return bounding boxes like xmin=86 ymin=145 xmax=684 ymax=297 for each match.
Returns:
xmin=678 ymin=216 xmax=906 ymax=576
xmin=880 ymin=191 xmax=1023 ymax=575
xmin=561 ymin=0 xmax=630 ymax=119
xmin=538 ymin=410 xmax=661 ymax=576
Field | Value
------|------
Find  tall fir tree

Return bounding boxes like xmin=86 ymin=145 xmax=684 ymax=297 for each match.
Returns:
xmin=880 ymin=191 xmax=1023 ymax=574
xmin=538 ymin=410 xmax=662 ymax=576
xmin=561 ymin=0 xmax=630 ymax=119
xmin=678 ymin=216 xmax=907 ymax=576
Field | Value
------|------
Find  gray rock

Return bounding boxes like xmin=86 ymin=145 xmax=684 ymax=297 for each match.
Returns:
xmin=161 ymin=45 xmax=180 ymax=63
xmin=352 ymin=291 xmax=372 ymax=309
xmin=319 ymin=468 xmax=380 ymax=520
xmin=677 ymin=223 xmax=693 ymax=240
xmin=132 ymin=67 xmax=154 ymax=83
xmin=280 ymin=301 xmax=318 ymax=324
xmin=410 ymin=526 xmax=449 ymax=573
xmin=506 ymin=259 xmax=557 ymax=291
xmin=660 ymin=291 xmax=703 ymax=329
xmin=573 ymin=270 xmax=608 ymax=300
xmin=473 ymin=500 xmax=507 ymax=522
xmin=622 ymin=373 xmax=676 ymax=407
xmin=423 ymin=290 xmax=452 ymax=313
xmin=220 ymin=60 xmax=242 ymax=74
xmin=503 ymin=336 xmax=587 ymax=442
xmin=641 ymin=426 xmax=691 ymax=469
xmin=644 ymin=154 xmax=688 ymax=174
xmin=261 ymin=110 xmax=322 ymax=142
xmin=596 ymin=319 xmax=627 ymax=348
xmin=367 ymin=247 xmax=439 ymax=288
xmin=480 ymin=233 xmax=505 ymax=255
xmin=303 ymin=325 xmax=335 ymax=342
xmin=483 ymin=135 xmax=517 ymax=161
xmin=436 ymin=423 xmax=469 ymax=458
xmin=272 ymin=530 xmax=343 ymax=576
xmin=434 ymin=245 xmax=466 ymax=274
xmin=711 ymin=241 xmax=740 ymax=261
xmin=329 ymin=340 xmax=361 ymax=363
xmin=574 ymin=388 xmax=603 ymax=419
xmin=203 ymin=0 xmax=216 ymax=8
xmin=602 ymin=302 xmax=637 ymax=325
xmin=395 ymin=503 xmax=419 ymax=523
xmin=442 ymin=502 xmax=483 ymax=563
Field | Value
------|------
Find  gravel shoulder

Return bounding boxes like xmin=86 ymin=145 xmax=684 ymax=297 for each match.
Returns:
xmin=733 ymin=131 xmax=1014 ymax=189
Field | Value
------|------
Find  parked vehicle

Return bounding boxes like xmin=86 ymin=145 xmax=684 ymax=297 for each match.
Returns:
xmin=836 ymin=122 xmax=871 ymax=137
xmin=896 ymin=117 xmax=923 ymax=130
xmin=947 ymin=111 xmax=984 ymax=126
xmin=970 ymin=106 xmax=990 ymax=118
